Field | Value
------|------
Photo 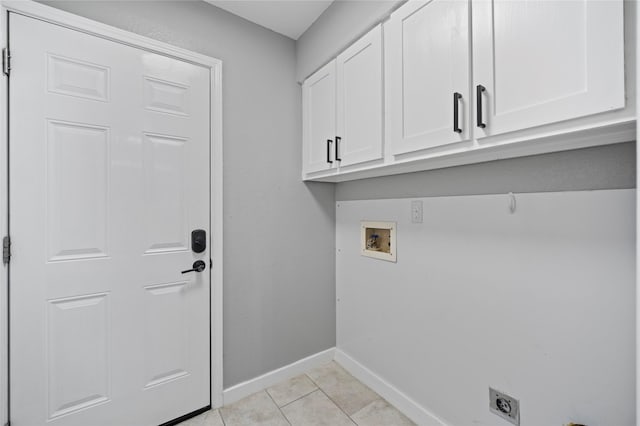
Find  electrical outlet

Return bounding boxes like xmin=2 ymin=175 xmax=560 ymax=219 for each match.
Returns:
xmin=489 ymin=388 xmax=519 ymax=425
xmin=411 ymin=200 xmax=423 ymax=223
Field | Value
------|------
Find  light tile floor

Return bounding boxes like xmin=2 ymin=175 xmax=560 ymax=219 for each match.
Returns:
xmin=180 ymin=361 xmax=415 ymax=426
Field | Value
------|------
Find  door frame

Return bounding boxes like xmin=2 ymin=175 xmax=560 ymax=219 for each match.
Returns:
xmin=636 ymin=0 xmax=639 ymax=422
xmin=0 ymin=1 xmax=225 ymax=423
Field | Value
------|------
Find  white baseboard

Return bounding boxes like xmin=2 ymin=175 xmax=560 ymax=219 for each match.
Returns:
xmin=222 ymin=347 xmax=336 ymax=405
xmin=222 ymin=346 xmax=446 ymax=426
xmin=334 ymin=349 xmax=448 ymax=426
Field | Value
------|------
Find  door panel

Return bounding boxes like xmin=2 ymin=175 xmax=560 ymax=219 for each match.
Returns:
xmin=472 ymin=0 xmax=624 ymax=137
xmin=336 ymin=25 xmax=383 ymax=167
xmin=302 ymin=60 xmax=336 ymax=174
xmin=47 ymin=120 xmax=110 ymax=261
xmin=47 ymin=293 xmax=110 ymax=420
xmin=386 ymin=0 xmax=470 ymax=156
xmin=47 ymin=54 xmax=110 ymax=102
xmin=143 ymin=133 xmax=189 ymax=254
xmin=143 ymin=282 xmax=189 ymax=389
xmin=143 ymin=76 xmax=190 ymax=116
xmin=10 ymin=13 xmax=210 ymax=426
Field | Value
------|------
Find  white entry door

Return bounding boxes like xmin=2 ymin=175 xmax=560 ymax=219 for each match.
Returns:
xmin=9 ymin=13 xmax=211 ymax=426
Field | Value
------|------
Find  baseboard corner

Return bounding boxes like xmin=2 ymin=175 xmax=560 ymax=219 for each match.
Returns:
xmin=222 ymin=347 xmax=336 ymax=406
xmin=334 ymin=348 xmax=448 ymax=426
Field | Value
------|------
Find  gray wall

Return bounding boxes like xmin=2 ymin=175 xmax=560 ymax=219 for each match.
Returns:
xmin=39 ymin=0 xmax=336 ymax=388
xmin=295 ymin=0 xmax=402 ymax=82
xmin=337 ymin=142 xmax=636 ymax=200
xmin=336 ymin=190 xmax=635 ymax=425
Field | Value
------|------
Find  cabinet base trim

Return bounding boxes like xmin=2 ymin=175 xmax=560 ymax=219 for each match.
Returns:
xmin=304 ymin=120 xmax=635 ymax=182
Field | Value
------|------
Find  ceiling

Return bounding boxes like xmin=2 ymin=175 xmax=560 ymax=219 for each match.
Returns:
xmin=205 ymin=0 xmax=334 ymax=40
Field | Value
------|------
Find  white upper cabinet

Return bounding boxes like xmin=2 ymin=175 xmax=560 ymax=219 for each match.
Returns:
xmin=336 ymin=24 xmax=383 ymax=167
xmin=302 ymin=60 xmax=337 ymax=174
xmin=472 ymin=0 xmax=625 ymax=138
xmin=303 ymin=25 xmax=383 ymax=176
xmin=301 ymin=0 xmax=631 ymax=182
xmin=386 ymin=0 xmax=471 ymax=156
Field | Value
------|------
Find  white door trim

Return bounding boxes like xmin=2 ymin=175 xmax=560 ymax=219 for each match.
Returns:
xmin=636 ymin=0 xmax=639 ymax=423
xmin=0 ymin=1 xmax=225 ymax=423
xmin=0 ymin=6 xmax=6 ymax=424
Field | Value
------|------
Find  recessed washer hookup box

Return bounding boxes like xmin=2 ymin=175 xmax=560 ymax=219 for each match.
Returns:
xmin=361 ymin=221 xmax=396 ymax=262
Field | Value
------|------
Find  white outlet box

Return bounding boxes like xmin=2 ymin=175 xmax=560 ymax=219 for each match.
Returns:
xmin=411 ymin=200 xmax=423 ymax=223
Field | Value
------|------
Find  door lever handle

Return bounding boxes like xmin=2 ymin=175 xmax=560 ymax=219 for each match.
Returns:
xmin=181 ymin=260 xmax=206 ymax=274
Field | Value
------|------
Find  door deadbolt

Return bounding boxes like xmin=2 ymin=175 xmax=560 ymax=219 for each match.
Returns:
xmin=191 ymin=229 xmax=206 ymax=253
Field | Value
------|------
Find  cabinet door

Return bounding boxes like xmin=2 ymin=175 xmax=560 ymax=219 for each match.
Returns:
xmin=336 ymin=25 xmax=383 ymax=167
xmin=303 ymin=60 xmax=336 ymax=174
xmin=386 ymin=0 xmax=470 ymax=156
xmin=473 ymin=0 xmax=624 ymax=138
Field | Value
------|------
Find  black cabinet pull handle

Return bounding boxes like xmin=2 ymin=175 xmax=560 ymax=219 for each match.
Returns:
xmin=476 ymin=84 xmax=486 ymax=129
xmin=326 ymin=139 xmax=333 ymax=164
xmin=453 ymin=92 xmax=462 ymax=133
xmin=335 ymin=136 xmax=342 ymax=162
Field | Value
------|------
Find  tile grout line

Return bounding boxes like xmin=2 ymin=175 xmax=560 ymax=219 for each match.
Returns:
xmin=207 ymin=365 xmax=409 ymax=426
xmin=315 ymin=386 xmax=359 ymax=426
xmin=304 ymin=372 xmax=359 ymax=426
xmin=215 ymin=408 xmax=227 ymax=426
xmin=309 ymin=364 xmax=404 ymax=425
xmin=278 ymin=386 xmax=321 ymax=410
xmin=217 ymin=407 xmax=228 ymax=426
xmin=265 ymin=389 xmax=293 ymax=426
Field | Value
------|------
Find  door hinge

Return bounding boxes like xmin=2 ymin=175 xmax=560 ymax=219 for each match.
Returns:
xmin=2 ymin=48 xmax=10 ymax=77
xmin=3 ymin=236 xmax=11 ymax=265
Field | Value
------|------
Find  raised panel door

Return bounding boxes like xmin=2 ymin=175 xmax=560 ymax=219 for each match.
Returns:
xmin=335 ymin=24 xmax=383 ymax=167
xmin=386 ymin=0 xmax=471 ymax=156
xmin=10 ymin=13 xmax=210 ymax=426
xmin=302 ymin=60 xmax=336 ymax=174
